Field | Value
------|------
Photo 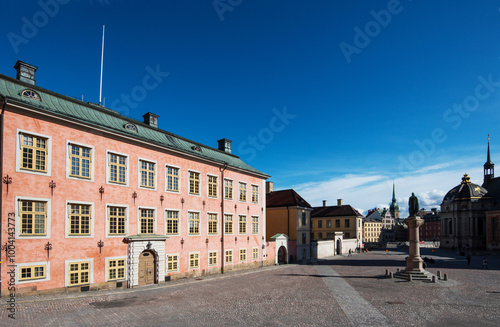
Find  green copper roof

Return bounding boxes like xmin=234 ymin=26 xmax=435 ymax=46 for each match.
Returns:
xmin=0 ymin=74 xmax=268 ymax=178
xmin=270 ymin=233 xmax=288 ymax=239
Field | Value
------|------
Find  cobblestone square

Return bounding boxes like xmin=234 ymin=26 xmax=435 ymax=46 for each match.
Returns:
xmin=2 ymin=248 xmax=500 ymax=327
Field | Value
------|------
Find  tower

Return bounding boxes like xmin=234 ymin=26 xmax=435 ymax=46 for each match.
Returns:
xmin=389 ymin=182 xmax=400 ymax=219
xmin=483 ymin=135 xmax=494 ymax=188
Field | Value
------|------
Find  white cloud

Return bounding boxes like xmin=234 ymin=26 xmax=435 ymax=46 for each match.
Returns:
xmin=289 ymin=164 xmax=484 ymax=218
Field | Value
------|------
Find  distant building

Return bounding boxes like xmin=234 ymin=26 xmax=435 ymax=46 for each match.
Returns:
xmin=265 ymin=183 xmax=313 ymax=262
xmin=311 ymin=200 xmax=363 ymax=250
xmin=440 ymin=138 xmax=500 ymax=251
xmin=419 ymin=208 xmax=441 ymax=242
xmin=363 ymin=216 xmax=382 ymax=245
xmin=389 ymin=183 xmax=400 ymax=220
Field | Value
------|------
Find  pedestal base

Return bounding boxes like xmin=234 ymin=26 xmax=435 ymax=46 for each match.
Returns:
xmin=394 ymin=270 xmax=435 ymax=281
xmin=406 ymin=256 xmax=425 ymax=272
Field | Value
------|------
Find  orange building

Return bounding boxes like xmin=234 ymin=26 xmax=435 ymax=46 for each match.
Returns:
xmin=0 ymin=61 xmax=270 ymax=296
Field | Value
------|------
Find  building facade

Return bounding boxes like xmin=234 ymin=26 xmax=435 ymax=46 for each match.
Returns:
xmin=363 ymin=218 xmax=382 ymax=244
xmin=0 ymin=61 xmax=269 ymax=296
xmin=265 ymin=183 xmax=312 ymax=262
xmin=311 ymin=199 xmax=363 ymax=250
xmin=419 ymin=208 xmax=441 ymax=242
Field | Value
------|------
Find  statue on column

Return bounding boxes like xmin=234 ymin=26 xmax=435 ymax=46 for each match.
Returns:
xmin=408 ymin=192 xmax=419 ymax=217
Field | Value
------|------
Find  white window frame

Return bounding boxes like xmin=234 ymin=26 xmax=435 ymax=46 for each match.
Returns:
xmin=252 ymin=247 xmax=259 ymax=261
xmin=64 ymin=258 xmax=94 ymax=287
xmin=65 ymin=200 xmax=95 ymax=238
xmin=251 ymin=215 xmax=259 ymax=235
xmin=105 ymin=204 xmax=129 ymax=238
xmin=189 ymin=251 xmax=200 ymax=270
xmin=239 ymin=248 xmax=247 ymax=263
xmin=105 ymin=256 xmax=127 ymax=282
xmin=208 ymin=250 xmax=218 ymax=267
xmin=138 ymin=157 xmax=157 ymax=191
xmin=238 ymin=181 xmax=247 ymax=203
xmin=224 ymin=178 xmax=234 ymax=201
xmin=15 ymin=196 xmax=51 ymax=239
xmin=165 ymin=164 xmax=181 ymax=193
xmin=16 ymin=261 xmax=50 ymax=284
xmin=238 ymin=215 xmax=247 ymax=235
xmin=66 ymin=140 xmax=95 ymax=182
xmin=187 ymin=169 xmax=201 ymax=196
xmin=251 ymin=184 xmax=259 ymax=204
xmin=137 ymin=206 xmax=157 ymax=235
xmin=225 ymin=249 xmax=233 ymax=265
xmin=187 ymin=210 xmax=201 ymax=236
xmin=207 ymin=211 xmax=219 ymax=236
xmin=106 ymin=150 xmax=129 ymax=187
xmin=206 ymin=174 xmax=219 ymax=199
xmin=16 ymin=129 xmax=52 ymax=176
xmin=165 ymin=208 xmax=181 ymax=236
xmin=224 ymin=214 xmax=234 ymax=235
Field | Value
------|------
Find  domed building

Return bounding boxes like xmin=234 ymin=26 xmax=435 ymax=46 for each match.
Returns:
xmin=440 ymin=139 xmax=499 ymax=251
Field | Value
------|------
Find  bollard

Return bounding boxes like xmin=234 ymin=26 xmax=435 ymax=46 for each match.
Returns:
xmin=437 ymin=270 xmax=441 ymax=279
xmin=444 ymin=273 xmax=448 ymax=281
xmin=432 ymin=275 xmax=436 ymax=283
xmin=397 ymin=268 xmax=400 ymax=272
xmin=408 ymin=274 xmax=412 ymax=281
xmin=385 ymin=269 xmax=389 ymax=276
xmin=389 ymin=272 xmax=393 ymax=279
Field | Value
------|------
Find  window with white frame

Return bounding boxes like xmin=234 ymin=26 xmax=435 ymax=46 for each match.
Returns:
xmin=108 ymin=153 xmax=127 ymax=184
xmin=20 ymin=200 xmax=47 ymax=236
xmin=208 ymin=175 xmax=218 ymax=198
xmin=189 ymin=252 xmax=199 ymax=269
xmin=166 ymin=210 xmax=179 ymax=235
xmin=107 ymin=258 xmax=126 ymax=281
xmin=68 ymin=261 xmax=91 ymax=286
xmin=239 ymin=215 xmax=246 ymax=234
xmin=166 ymin=166 xmax=179 ymax=192
xmin=69 ymin=204 xmax=91 ymax=236
xmin=20 ymin=132 xmax=48 ymax=173
xmin=225 ymin=250 xmax=233 ymax=264
xmin=239 ymin=182 xmax=247 ymax=202
xmin=188 ymin=211 xmax=200 ymax=235
xmin=224 ymin=214 xmax=233 ymax=234
xmin=208 ymin=213 xmax=218 ymax=235
xmin=239 ymin=249 xmax=247 ymax=262
xmin=208 ymin=251 xmax=218 ymax=266
xmin=19 ymin=264 xmax=46 ymax=281
xmin=108 ymin=206 xmax=127 ymax=236
xmin=251 ymin=185 xmax=259 ymax=203
xmin=224 ymin=179 xmax=233 ymax=200
xmin=167 ymin=254 xmax=179 ymax=272
xmin=140 ymin=209 xmax=155 ymax=234
xmin=251 ymin=216 xmax=259 ymax=234
xmin=69 ymin=144 xmax=91 ymax=179
xmin=139 ymin=160 xmax=155 ymax=189
xmin=189 ymin=171 xmax=200 ymax=195
xmin=252 ymin=247 xmax=259 ymax=260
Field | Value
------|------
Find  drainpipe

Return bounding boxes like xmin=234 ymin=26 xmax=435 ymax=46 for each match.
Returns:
xmin=0 ymin=96 xmax=7 ymax=297
xmin=219 ymin=163 xmax=227 ymax=274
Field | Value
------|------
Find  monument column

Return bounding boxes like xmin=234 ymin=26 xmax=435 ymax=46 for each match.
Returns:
xmin=405 ymin=216 xmax=425 ymax=272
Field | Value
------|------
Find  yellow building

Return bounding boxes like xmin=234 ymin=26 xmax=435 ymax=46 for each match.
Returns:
xmin=363 ymin=219 xmax=382 ymax=244
xmin=311 ymin=200 xmax=363 ymax=249
xmin=266 ymin=182 xmax=313 ymax=262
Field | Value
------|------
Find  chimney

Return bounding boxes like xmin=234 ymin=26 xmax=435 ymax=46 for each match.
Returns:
xmin=266 ymin=181 xmax=273 ymax=194
xmin=143 ymin=112 xmax=159 ymax=128
xmin=337 ymin=199 xmax=343 ymax=207
xmin=14 ymin=60 xmax=37 ymax=85
xmin=217 ymin=138 xmax=232 ymax=154
xmin=322 ymin=200 xmax=327 ymax=207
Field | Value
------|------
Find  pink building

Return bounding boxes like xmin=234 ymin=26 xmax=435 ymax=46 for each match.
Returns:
xmin=0 ymin=61 xmax=270 ymax=296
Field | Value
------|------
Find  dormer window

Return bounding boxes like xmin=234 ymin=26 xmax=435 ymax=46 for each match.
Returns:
xmin=20 ymin=89 xmax=41 ymax=101
xmin=124 ymin=123 xmax=137 ymax=132
xmin=192 ymin=146 xmax=202 ymax=153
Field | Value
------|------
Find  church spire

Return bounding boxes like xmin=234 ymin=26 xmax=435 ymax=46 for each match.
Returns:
xmin=483 ymin=134 xmax=494 ymax=188
xmin=389 ymin=182 xmax=400 ymax=219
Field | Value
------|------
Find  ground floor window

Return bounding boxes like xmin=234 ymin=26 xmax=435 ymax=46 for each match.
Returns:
xmin=19 ymin=265 xmax=46 ymax=281
xmin=225 ymin=250 xmax=233 ymax=264
xmin=167 ymin=255 xmax=179 ymax=272
xmin=189 ymin=252 xmax=199 ymax=269
xmin=239 ymin=249 xmax=247 ymax=262
xmin=209 ymin=251 xmax=218 ymax=266
xmin=252 ymin=247 xmax=259 ymax=260
xmin=69 ymin=261 xmax=90 ymax=286
xmin=108 ymin=259 xmax=126 ymax=280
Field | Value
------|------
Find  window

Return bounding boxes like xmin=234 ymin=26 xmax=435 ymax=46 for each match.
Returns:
xmin=302 ymin=233 xmax=307 ymax=244
xmin=167 ymin=255 xmax=179 ymax=272
xmin=335 ymin=219 xmax=340 ymax=228
xmin=208 ymin=175 xmax=218 ymax=198
xmin=166 ymin=210 xmax=179 ymax=235
xmin=239 ymin=215 xmax=246 ymax=234
xmin=225 ymin=250 xmax=233 ymax=264
xmin=208 ymin=213 xmax=218 ymax=234
xmin=224 ymin=179 xmax=233 ymax=200
xmin=252 ymin=248 xmax=258 ymax=260
xmin=20 ymin=201 xmax=46 ymax=236
xmin=345 ymin=219 xmax=350 ymax=228
xmin=21 ymin=89 xmax=41 ymax=101
xmin=239 ymin=249 xmax=247 ymax=262
xmin=109 ymin=153 xmax=127 ymax=184
xmin=69 ymin=144 xmax=91 ymax=178
xmin=189 ymin=211 xmax=200 ymax=235
xmin=108 ymin=206 xmax=126 ymax=235
xmin=318 ymin=232 xmax=323 ymax=240
xmin=108 ymin=259 xmax=126 ymax=280
xmin=140 ymin=160 xmax=155 ymax=188
xmin=166 ymin=166 xmax=179 ymax=192
xmin=140 ymin=209 xmax=155 ymax=234
xmin=239 ymin=182 xmax=247 ymax=202
xmin=327 ymin=220 xmax=332 ymax=228
xmin=19 ymin=265 xmax=46 ymax=281
xmin=21 ymin=133 xmax=47 ymax=172
xmin=69 ymin=204 xmax=91 ymax=236
xmin=252 ymin=216 xmax=259 ymax=234
xmin=318 ymin=220 xmax=323 ymax=228
xmin=189 ymin=253 xmax=199 ymax=269
xmin=251 ymin=185 xmax=259 ymax=203
xmin=209 ymin=251 xmax=218 ymax=266
xmin=493 ymin=218 xmax=499 ymax=242
xmin=301 ymin=212 xmax=307 ymax=226
xmin=189 ymin=171 xmax=200 ymax=195
xmin=345 ymin=232 xmax=350 ymax=238
xmin=225 ymin=214 xmax=233 ymax=234
xmin=69 ymin=262 xmax=90 ymax=286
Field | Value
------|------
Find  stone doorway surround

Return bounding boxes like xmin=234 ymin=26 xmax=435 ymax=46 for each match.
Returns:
xmin=124 ymin=235 xmax=169 ymax=288
xmin=271 ymin=233 xmax=289 ymax=265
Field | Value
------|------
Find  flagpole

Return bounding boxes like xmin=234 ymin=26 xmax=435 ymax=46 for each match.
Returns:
xmin=99 ymin=24 xmax=105 ymax=105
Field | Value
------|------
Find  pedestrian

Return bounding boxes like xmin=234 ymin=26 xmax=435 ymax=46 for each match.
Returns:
xmin=467 ymin=255 xmax=471 ymax=266
xmin=482 ymin=258 xmax=488 ymax=269
xmin=348 ymin=249 xmax=351 ymax=256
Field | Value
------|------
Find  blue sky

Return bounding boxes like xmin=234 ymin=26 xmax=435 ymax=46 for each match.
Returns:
xmin=2 ymin=0 xmax=500 ymax=216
